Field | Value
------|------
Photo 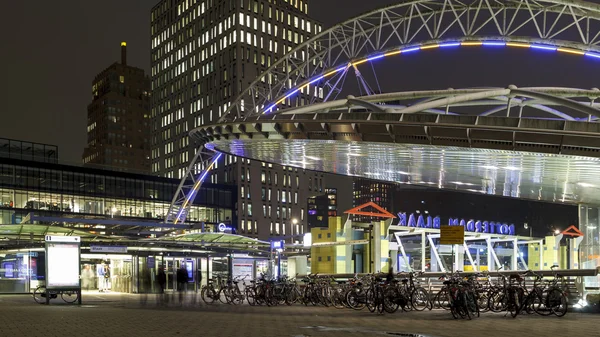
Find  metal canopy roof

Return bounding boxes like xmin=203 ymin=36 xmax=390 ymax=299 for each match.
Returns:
xmin=0 ymin=222 xmax=270 ymax=254
xmin=150 ymin=232 xmax=269 ymax=247
xmin=0 ymin=224 xmax=97 ymax=239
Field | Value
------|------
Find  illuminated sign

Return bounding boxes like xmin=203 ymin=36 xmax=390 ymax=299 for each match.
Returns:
xmin=271 ymin=240 xmax=284 ymax=251
xmin=45 ymin=235 xmax=80 ymax=243
xmin=396 ymin=212 xmax=516 ymax=236
xmin=218 ymin=223 xmax=233 ymax=232
xmin=90 ymin=246 xmax=128 ymax=253
xmin=45 ymin=237 xmax=81 ymax=289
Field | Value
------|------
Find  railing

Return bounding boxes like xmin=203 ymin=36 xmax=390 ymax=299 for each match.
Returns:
xmin=299 ymin=268 xmax=600 ymax=304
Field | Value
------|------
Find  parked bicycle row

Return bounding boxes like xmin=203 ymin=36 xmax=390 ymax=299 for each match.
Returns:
xmin=199 ymin=267 xmax=570 ymax=320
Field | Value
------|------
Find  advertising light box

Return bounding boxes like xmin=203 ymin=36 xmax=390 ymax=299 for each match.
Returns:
xmin=45 ymin=238 xmax=81 ymax=289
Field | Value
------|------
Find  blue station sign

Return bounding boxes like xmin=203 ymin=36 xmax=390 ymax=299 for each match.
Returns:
xmin=396 ymin=212 xmax=516 ymax=236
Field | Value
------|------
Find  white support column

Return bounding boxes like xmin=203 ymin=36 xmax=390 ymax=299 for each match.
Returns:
xmin=396 ymin=234 xmax=412 ymax=272
xmin=463 ymin=242 xmax=477 ymax=271
xmin=488 ymin=239 xmax=502 ymax=270
xmin=428 ymin=235 xmax=446 ymax=272
xmin=554 ymin=234 xmax=563 ymax=267
xmin=517 ymin=243 xmax=528 ymax=270
xmin=486 ymin=238 xmax=493 ymax=271
xmin=512 ymin=238 xmax=518 ymax=270
xmin=571 ymin=236 xmax=584 ymax=269
xmin=372 ymin=222 xmax=381 ymax=272
xmin=344 ymin=217 xmax=353 ymax=273
xmin=421 ymin=232 xmax=426 ymax=272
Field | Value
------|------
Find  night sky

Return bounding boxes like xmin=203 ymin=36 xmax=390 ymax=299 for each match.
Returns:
xmin=1 ymin=0 xmax=600 ymax=164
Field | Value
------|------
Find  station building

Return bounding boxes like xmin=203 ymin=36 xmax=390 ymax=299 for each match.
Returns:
xmin=0 ymin=140 xmax=254 ymax=294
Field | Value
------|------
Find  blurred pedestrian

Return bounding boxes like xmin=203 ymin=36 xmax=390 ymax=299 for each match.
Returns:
xmin=176 ymin=263 xmax=189 ymax=305
xmin=140 ymin=269 xmax=151 ymax=306
xmin=157 ymin=267 xmax=167 ymax=305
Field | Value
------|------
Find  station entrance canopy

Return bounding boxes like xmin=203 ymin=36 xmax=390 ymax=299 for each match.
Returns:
xmin=0 ymin=214 xmax=270 ymax=255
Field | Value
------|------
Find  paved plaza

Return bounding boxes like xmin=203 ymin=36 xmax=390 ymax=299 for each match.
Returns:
xmin=0 ymin=293 xmax=597 ymax=337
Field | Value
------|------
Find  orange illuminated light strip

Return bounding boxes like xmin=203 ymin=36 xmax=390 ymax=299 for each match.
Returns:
xmin=506 ymin=42 xmax=530 ymax=48
xmin=461 ymin=41 xmax=483 ymax=46
xmin=557 ymin=47 xmax=585 ymax=55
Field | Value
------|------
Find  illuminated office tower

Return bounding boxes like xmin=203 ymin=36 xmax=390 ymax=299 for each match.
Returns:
xmin=150 ymin=0 xmax=351 ymax=240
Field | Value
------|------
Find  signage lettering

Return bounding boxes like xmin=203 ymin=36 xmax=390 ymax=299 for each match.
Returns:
xmin=218 ymin=223 xmax=233 ymax=232
xmin=396 ymin=212 xmax=515 ymax=235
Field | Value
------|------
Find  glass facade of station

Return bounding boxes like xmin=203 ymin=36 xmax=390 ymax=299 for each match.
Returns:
xmin=0 ymin=249 xmax=269 ymax=294
xmin=0 ymin=157 xmax=240 ymax=294
xmin=0 ymin=157 xmax=235 ymax=225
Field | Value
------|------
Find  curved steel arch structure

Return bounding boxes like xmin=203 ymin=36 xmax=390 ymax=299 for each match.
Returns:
xmin=194 ymin=86 xmax=600 ymax=206
xmin=166 ymin=0 xmax=600 ymax=224
xmin=219 ymin=0 xmax=600 ymax=123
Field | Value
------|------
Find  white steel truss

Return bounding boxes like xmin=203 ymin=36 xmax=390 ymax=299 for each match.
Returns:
xmin=218 ymin=0 xmax=600 ymax=123
xmin=164 ymin=149 xmax=221 ymax=225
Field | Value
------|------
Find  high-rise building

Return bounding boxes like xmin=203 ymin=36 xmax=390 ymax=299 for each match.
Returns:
xmin=83 ymin=42 xmax=152 ymax=174
xmin=150 ymin=0 xmax=352 ymax=241
xmin=150 ymin=0 xmax=321 ymax=178
xmin=352 ymin=178 xmax=396 ymax=222
xmin=307 ymin=188 xmax=339 ymax=229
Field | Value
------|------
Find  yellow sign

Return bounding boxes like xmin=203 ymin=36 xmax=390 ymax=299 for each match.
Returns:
xmin=440 ymin=225 xmax=465 ymax=245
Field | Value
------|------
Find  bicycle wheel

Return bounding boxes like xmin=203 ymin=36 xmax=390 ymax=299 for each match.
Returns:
xmin=345 ymin=288 xmax=366 ymax=310
xmin=376 ymin=287 xmax=385 ymax=314
xmin=332 ymin=290 xmax=346 ymax=309
xmin=532 ymin=289 xmax=553 ymax=316
xmin=365 ymin=288 xmax=376 ymax=313
xmin=435 ymin=288 xmax=451 ymax=310
xmin=61 ymin=291 xmax=79 ymax=304
xmin=487 ymin=289 xmax=506 ymax=313
xmin=459 ymin=291 xmax=472 ymax=320
xmin=201 ymin=287 xmax=217 ymax=304
xmin=410 ymin=287 xmax=429 ymax=311
xmin=477 ymin=289 xmax=490 ymax=312
xmin=246 ymin=288 xmax=256 ymax=306
xmin=383 ymin=287 xmax=400 ymax=313
xmin=548 ymin=288 xmax=568 ymax=317
xmin=230 ymin=288 xmax=243 ymax=305
xmin=33 ymin=286 xmax=47 ymax=304
xmin=465 ymin=290 xmax=479 ymax=318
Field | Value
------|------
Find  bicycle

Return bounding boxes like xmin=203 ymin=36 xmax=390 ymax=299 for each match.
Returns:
xmin=33 ymin=286 xmax=80 ymax=304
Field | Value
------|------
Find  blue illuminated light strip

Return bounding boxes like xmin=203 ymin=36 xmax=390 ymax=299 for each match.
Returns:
xmin=264 ymin=40 xmax=596 ymax=114
xmin=530 ymin=44 xmax=557 ymax=51
xmin=585 ymin=52 xmax=600 ymax=59
xmin=174 ymin=153 xmax=223 ymax=224
xmin=439 ymin=42 xmax=461 ymax=47
xmin=401 ymin=47 xmax=420 ymax=53
xmin=482 ymin=41 xmax=506 ymax=46
xmin=366 ymin=54 xmax=385 ymax=61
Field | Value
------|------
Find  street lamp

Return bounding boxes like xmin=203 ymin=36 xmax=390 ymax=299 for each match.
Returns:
xmin=554 ymin=229 xmax=561 ymax=235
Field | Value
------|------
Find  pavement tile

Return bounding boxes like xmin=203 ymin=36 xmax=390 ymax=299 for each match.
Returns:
xmin=0 ymin=293 xmax=597 ymax=337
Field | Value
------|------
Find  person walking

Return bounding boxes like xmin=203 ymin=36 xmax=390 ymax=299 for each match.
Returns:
xmin=157 ymin=267 xmax=167 ymax=306
xmin=176 ymin=263 xmax=189 ymax=305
